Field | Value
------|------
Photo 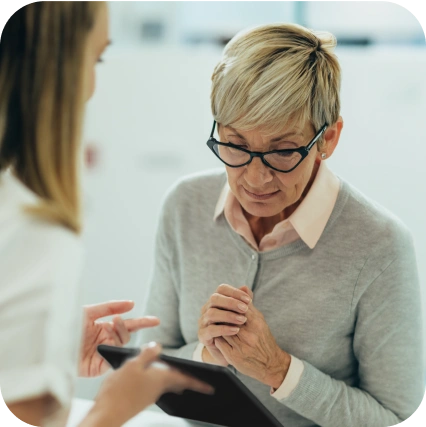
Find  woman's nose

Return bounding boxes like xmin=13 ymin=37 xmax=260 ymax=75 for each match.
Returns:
xmin=244 ymin=157 xmax=273 ymax=187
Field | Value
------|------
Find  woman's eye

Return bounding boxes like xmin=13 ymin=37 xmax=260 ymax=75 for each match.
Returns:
xmin=230 ymin=142 xmax=247 ymax=149
xmin=277 ymin=151 xmax=296 ymax=158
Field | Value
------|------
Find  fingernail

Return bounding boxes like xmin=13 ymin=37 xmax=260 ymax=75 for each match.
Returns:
xmin=238 ymin=303 xmax=248 ymax=312
xmin=236 ymin=315 xmax=246 ymax=322
xmin=241 ymin=295 xmax=251 ymax=303
xmin=230 ymin=327 xmax=240 ymax=333
xmin=147 ymin=341 xmax=158 ymax=348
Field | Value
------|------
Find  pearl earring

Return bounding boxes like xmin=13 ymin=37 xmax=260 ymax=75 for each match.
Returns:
xmin=321 ymin=153 xmax=327 ymax=159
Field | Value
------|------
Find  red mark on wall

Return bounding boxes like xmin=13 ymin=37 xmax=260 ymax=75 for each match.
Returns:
xmin=85 ymin=143 xmax=100 ymax=169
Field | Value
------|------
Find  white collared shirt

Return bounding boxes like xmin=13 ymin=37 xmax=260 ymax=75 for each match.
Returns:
xmin=0 ymin=171 xmax=84 ymax=424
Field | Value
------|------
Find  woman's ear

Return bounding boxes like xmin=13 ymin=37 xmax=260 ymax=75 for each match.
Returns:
xmin=317 ymin=116 xmax=344 ymax=161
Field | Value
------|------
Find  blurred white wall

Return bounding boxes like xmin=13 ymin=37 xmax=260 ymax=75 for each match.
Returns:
xmin=304 ymin=1 xmax=424 ymax=43
xmin=107 ymin=1 xmax=424 ymax=46
xmin=175 ymin=1 xmax=296 ymax=43
xmin=107 ymin=1 xmax=296 ymax=46
xmin=75 ymin=43 xmax=426 ymax=399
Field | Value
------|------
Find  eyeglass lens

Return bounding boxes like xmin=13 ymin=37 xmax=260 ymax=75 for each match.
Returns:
xmin=213 ymin=144 xmax=302 ymax=172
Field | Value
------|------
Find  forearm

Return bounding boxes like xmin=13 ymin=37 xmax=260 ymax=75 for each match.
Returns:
xmin=279 ymin=361 xmax=402 ymax=427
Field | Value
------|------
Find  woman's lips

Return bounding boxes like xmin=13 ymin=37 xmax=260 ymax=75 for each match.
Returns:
xmin=243 ymin=187 xmax=280 ymax=200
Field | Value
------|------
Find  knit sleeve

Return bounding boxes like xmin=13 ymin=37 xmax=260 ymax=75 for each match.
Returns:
xmin=276 ymin=231 xmax=424 ymax=427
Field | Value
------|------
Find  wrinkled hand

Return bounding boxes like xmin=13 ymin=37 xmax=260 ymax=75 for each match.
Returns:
xmin=79 ymin=300 xmax=160 ymax=377
xmin=198 ymin=284 xmax=252 ymax=366
xmin=215 ymin=287 xmax=291 ymax=389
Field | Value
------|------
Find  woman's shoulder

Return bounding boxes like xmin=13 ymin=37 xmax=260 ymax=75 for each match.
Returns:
xmin=0 ymin=171 xmax=83 ymax=284
xmin=156 ymin=168 xmax=227 ymax=228
xmin=170 ymin=167 xmax=226 ymax=194
xmin=338 ymin=178 xmax=413 ymax=244
xmin=162 ymin=168 xmax=227 ymax=207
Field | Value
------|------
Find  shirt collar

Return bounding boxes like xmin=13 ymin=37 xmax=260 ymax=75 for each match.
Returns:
xmin=213 ymin=161 xmax=340 ymax=249
xmin=289 ymin=161 xmax=340 ymax=248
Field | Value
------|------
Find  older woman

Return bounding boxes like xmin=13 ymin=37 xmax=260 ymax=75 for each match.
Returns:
xmin=139 ymin=23 xmax=424 ymax=427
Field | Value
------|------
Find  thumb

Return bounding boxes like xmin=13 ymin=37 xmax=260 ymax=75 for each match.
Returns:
xmin=137 ymin=342 xmax=162 ymax=367
xmin=239 ymin=285 xmax=253 ymax=300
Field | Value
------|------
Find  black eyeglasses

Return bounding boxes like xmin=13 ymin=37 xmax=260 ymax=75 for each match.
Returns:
xmin=206 ymin=121 xmax=328 ymax=173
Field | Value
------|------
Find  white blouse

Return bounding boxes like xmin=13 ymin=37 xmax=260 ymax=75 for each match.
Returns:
xmin=0 ymin=170 xmax=84 ymax=425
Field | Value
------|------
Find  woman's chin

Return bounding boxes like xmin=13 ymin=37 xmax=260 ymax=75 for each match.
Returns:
xmin=240 ymin=199 xmax=285 ymax=218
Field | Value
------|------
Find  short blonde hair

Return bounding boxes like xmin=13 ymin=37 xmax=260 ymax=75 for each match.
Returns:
xmin=0 ymin=2 xmax=102 ymax=233
xmin=211 ymin=23 xmax=341 ymax=137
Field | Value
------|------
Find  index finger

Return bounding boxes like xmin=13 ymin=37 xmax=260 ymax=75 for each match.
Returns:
xmin=123 ymin=316 xmax=160 ymax=332
xmin=216 ymin=284 xmax=251 ymax=304
xmin=85 ymin=300 xmax=135 ymax=320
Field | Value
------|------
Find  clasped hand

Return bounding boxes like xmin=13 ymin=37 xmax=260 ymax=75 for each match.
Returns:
xmin=198 ymin=284 xmax=290 ymax=389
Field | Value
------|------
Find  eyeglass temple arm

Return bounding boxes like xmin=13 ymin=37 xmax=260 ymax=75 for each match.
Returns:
xmin=210 ymin=121 xmax=217 ymax=138
xmin=306 ymin=123 xmax=328 ymax=150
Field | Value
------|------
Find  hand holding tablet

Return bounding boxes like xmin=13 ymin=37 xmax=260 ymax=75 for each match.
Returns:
xmin=97 ymin=344 xmax=283 ymax=427
xmin=86 ymin=344 xmax=213 ymax=427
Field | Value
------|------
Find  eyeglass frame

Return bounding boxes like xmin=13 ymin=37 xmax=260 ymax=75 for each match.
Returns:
xmin=206 ymin=121 xmax=328 ymax=173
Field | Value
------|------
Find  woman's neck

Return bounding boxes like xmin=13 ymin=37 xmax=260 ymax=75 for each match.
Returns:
xmin=244 ymin=161 xmax=320 ymax=245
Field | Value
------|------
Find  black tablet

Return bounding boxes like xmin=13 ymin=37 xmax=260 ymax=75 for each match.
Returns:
xmin=97 ymin=344 xmax=283 ymax=427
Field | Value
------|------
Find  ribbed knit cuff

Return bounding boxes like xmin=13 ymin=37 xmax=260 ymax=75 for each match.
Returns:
xmin=276 ymin=360 xmax=327 ymax=410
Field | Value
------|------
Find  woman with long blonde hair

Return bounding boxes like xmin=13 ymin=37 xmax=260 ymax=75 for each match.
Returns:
xmin=0 ymin=2 xmax=211 ymax=426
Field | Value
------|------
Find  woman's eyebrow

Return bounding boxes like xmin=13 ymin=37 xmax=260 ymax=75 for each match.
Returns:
xmin=226 ymin=127 xmax=247 ymax=140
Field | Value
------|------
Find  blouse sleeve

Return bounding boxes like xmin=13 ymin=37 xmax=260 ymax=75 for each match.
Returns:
xmin=0 ymin=218 xmax=84 ymax=412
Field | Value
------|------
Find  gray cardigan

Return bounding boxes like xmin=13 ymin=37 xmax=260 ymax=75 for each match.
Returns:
xmin=138 ymin=168 xmax=424 ymax=427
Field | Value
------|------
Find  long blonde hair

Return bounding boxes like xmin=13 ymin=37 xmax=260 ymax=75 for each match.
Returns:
xmin=211 ymin=23 xmax=341 ymax=140
xmin=0 ymin=2 xmax=102 ymax=233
